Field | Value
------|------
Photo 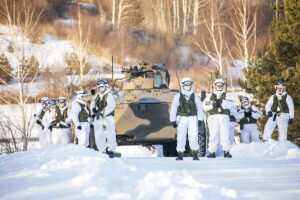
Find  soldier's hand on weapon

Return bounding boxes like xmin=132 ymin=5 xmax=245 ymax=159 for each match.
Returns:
xmin=49 ymin=125 xmax=53 ymax=132
xmin=267 ymin=111 xmax=273 ymax=117
xmin=288 ymin=118 xmax=294 ymax=124
xmin=36 ymin=120 xmax=41 ymax=125
xmin=92 ymin=108 xmax=97 ymax=114
xmin=198 ymin=120 xmax=203 ymax=127
xmin=213 ymin=100 xmax=221 ymax=108
xmin=77 ymin=125 xmax=82 ymax=130
xmin=171 ymin=121 xmax=177 ymax=128
xmin=244 ymin=110 xmax=252 ymax=117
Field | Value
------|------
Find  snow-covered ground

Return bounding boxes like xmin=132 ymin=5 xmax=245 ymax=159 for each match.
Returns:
xmin=0 ymin=141 xmax=300 ymax=200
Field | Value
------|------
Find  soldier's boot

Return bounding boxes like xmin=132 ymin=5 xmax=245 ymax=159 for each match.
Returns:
xmin=176 ymin=152 xmax=183 ymax=160
xmin=192 ymin=150 xmax=199 ymax=160
xmin=224 ymin=151 xmax=232 ymax=158
xmin=207 ymin=152 xmax=216 ymax=158
xmin=108 ymin=151 xmax=114 ymax=158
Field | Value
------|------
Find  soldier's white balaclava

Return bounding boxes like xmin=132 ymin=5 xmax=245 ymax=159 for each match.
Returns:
xmin=97 ymin=80 xmax=109 ymax=94
xmin=213 ymin=79 xmax=225 ymax=97
xmin=241 ymin=96 xmax=251 ymax=110
xmin=58 ymin=97 xmax=67 ymax=108
xmin=180 ymin=77 xmax=193 ymax=92
xmin=275 ymin=82 xmax=286 ymax=95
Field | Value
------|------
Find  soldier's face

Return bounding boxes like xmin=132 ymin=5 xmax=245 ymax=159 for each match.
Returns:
xmin=59 ymin=102 xmax=65 ymax=108
xmin=277 ymin=86 xmax=283 ymax=94
xmin=42 ymin=102 xmax=46 ymax=108
xmin=242 ymin=100 xmax=249 ymax=109
xmin=99 ymin=86 xmax=106 ymax=93
xmin=183 ymin=83 xmax=192 ymax=91
xmin=215 ymin=83 xmax=224 ymax=91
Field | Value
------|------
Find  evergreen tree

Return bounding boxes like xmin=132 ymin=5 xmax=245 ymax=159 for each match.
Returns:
xmin=0 ymin=53 xmax=13 ymax=84
xmin=240 ymin=0 xmax=300 ymax=144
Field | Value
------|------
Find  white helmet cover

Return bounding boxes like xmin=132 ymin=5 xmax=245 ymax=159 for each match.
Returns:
xmin=39 ymin=97 xmax=49 ymax=103
xmin=76 ymin=90 xmax=88 ymax=100
xmin=180 ymin=77 xmax=193 ymax=87
xmin=97 ymin=80 xmax=109 ymax=89
xmin=58 ymin=97 xmax=67 ymax=103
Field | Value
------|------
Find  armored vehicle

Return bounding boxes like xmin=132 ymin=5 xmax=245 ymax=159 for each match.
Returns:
xmin=113 ymin=62 xmax=206 ymax=157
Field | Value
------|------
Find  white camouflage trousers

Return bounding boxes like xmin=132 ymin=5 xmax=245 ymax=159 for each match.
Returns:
xmin=38 ymin=126 xmax=52 ymax=147
xmin=263 ymin=114 xmax=289 ymax=142
xmin=176 ymin=116 xmax=199 ymax=152
xmin=229 ymin=122 xmax=236 ymax=145
xmin=52 ymin=128 xmax=71 ymax=144
xmin=207 ymin=114 xmax=230 ymax=153
xmin=75 ymin=122 xmax=90 ymax=147
xmin=94 ymin=116 xmax=117 ymax=152
xmin=241 ymin=124 xmax=260 ymax=144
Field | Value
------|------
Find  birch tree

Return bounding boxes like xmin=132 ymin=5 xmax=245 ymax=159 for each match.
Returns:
xmin=69 ymin=5 xmax=92 ymax=88
xmin=0 ymin=0 xmax=43 ymax=151
xmin=195 ymin=0 xmax=227 ymax=75
xmin=228 ymin=0 xmax=257 ymax=81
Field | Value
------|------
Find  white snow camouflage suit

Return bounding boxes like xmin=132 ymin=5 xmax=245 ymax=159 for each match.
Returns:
xmin=70 ymin=99 xmax=91 ymax=147
xmin=52 ymin=106 xmax=72 ymax=145
xmin=236 ymin=105 xmax=261 ymax=143
xmin=170 ymin=88 xmax=204 ymax=153
xmin=203 ymin=92 xmax=234 ymax=153
xmin=91 ymin=89 xmax=117 ymax=153
xmin=263 ymin=91 xmax=294 ymax=142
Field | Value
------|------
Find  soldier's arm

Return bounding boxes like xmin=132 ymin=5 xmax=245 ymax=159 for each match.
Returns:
xmin=104 ymin=93 xmax=116 ymax=117
xmin=222 ymin=94 xmax=234 ymax=110
xmin=286 ymin=95 xmax=295 ymax=119
xmin=202 ymin=94 xmax=213 ymax=112
xmin=90 ymin=94 xmax=98 ymax=114
xmin=235 ymin=109 xmax=245 ymax=121
xmin=195 ymin=95 xmax=204 ymax=121
xmin=70 ymin=103 xmax=81 ymax=127
xmin=251 ymin=105 xmax=261 ymax=119
xmin=170 ymin=93 xmax=180 ymax=122
xmin=265 ymin=95 xmax=274 ymax=113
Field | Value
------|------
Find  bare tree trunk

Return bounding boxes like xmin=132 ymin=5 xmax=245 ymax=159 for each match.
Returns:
xmin=193 ymin=0 xmax=199 ymax=34
xmin=177 ymin=0 xmax=180 ymax=32
xmin=117 ymin=0 xmax=123 ymax=29
xmin=173 ymin=0 xmax=177 ymax=32
xmin=112 ymin=0 xmax=116 ymax=26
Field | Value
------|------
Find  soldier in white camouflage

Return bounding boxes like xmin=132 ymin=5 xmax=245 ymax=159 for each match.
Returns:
xmin=91 ymin=80 xmax=117 ymax=158
xmin=170 ymin=77 xmax=204 ymax=161
xmin=70 ymin=90 xmax=91 ymax=147
xmin=236 ymin=97 xmax=261 ymax=143
xmin=263 ymin=82 xmax=294 ymax=142
xmin=35 ymin=97 xmax=49 ymax=147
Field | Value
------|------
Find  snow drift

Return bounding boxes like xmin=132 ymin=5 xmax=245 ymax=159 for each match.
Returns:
xmin=0 ymin=145 xmax=238 ymax=200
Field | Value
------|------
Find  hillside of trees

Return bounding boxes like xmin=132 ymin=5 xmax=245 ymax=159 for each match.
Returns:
xmin=0 ymin=0 xmax=275 ymax=88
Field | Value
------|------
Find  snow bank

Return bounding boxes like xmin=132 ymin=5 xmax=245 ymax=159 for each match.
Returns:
xmin=231 ymin=140 xmax=300 ymax=160
xmin=0 ymin=145 xmax=239 ymax=200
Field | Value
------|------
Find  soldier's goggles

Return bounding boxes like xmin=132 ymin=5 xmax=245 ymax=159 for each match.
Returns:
xmin=182 ymin=81 xmax=193 ymax=86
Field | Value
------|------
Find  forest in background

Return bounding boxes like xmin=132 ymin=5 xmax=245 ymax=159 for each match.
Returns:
xmin=0 ymin=0 xmax=274 ymax=88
